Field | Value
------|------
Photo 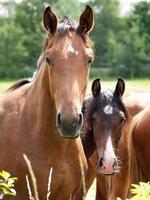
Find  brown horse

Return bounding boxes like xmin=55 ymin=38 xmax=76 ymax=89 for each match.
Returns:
xmin=129 ymin=103 xmax=150 ymax=186
xmin=0 ymin=5 xmax=94 ymax=200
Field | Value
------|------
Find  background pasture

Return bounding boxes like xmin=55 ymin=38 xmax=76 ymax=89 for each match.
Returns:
xmin=1 ymin=78 xmax=150 ymax=94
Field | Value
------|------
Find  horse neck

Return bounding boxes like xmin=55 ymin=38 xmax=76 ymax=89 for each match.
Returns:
xmin=26 ymin=64 xmax=58 ymax=138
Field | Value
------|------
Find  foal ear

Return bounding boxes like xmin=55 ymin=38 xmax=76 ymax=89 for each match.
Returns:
xmin=43 ymin=6 xmax=57 ymax=35
xmin=92 ymin=78 xmax=101 ymax=97
xmin=78 ymin=5 xmax=94 ymax=33
xmin=114 ymin=78 xmax=125 ymax=97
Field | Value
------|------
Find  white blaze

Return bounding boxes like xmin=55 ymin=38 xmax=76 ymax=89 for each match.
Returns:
xmin=104 ymin=135 xmax=116 ymax=160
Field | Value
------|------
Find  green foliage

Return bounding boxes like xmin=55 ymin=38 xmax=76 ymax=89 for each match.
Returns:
xmin=88 ymin=0 xmax=150 ymax=79
xmin=0 ymin=0 xmax=84 ymax=78
xmin=0 ymin=170 xmax=17 ymax=199
xmin=129 ymin=182 xmax=150 ymax=200
xmin=86 ymin=0 xmax=119 ymax=68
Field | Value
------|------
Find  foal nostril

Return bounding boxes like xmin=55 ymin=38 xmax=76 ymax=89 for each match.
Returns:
xmin=56 ymin=113 xmax=61 ymax=129
xmin=99 ymin=157 xmax=104 ymax=167
xmin=113 ymin=158 xmax=118 ymax=170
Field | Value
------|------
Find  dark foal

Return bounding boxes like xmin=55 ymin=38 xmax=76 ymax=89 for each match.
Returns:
xmin=75 ymin=78 xmax=128 ymax=199
xmin=82 ymin=78 xmax=127 ymax=174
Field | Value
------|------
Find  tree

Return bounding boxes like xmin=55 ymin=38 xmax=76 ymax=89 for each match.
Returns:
xmin=114 ymin=1 xmax=150 ymax=78
xmin=84 ymin=0 xmax=120 ymax=68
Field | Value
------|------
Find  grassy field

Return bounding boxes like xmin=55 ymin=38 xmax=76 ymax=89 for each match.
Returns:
xmin=0 ymin=79 xmax=149 ymax=200
xmin=0 ymin=79 xmax=150 ymax=94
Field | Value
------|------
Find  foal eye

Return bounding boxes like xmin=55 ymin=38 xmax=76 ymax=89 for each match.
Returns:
xmin=120 ymin=117 xmax=126 ymax=125
xmin=46 ymin=57 xmax=52 ymax=66
xmin=88 ymin=57 xmax=93 ymax=66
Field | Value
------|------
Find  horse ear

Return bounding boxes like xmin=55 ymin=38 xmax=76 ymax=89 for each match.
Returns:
xmin=114 ymin=78 xmax=125 ymax=97
xmin=92 ymin=78 xmax=101 ymax=97
xmin=78 ymin=5 xmax=94 ymax=34
xmin=43 ymin=6 xmax=57 ymax=35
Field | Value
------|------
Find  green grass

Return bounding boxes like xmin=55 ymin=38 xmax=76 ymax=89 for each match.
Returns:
xmin=0 ymin=79 xmax=150 ymax=95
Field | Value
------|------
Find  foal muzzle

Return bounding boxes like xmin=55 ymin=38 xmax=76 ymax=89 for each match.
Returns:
xmin=99 ymin=157 xmax=118 ymax=175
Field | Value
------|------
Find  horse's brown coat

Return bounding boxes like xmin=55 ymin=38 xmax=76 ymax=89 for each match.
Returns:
xmin=0 ymin=6 xmax=94 ymax=200
xmin=130 ymin=103 xmax=150 ymax=184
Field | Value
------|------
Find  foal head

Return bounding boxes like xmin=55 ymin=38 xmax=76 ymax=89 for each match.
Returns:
xmin=41 ymin=6 xmax=94 ymax=138
xmin=88 ymin=78 xmax=127 ymax=175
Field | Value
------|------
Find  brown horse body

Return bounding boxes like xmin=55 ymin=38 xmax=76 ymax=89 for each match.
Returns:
xmin=0 ymin=6 xmax=94 ymax=200
xmin=130 ymin=103 xmax=150 ymax=184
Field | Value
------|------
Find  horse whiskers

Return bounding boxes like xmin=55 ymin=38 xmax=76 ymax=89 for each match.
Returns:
xmin=96 ymin=160 xmax=100 ymax=171
xmin=114 ymin=169 xmax=121 ymax=173
xmin=114 ymin=147 xmax=120 ymax=153
xmin=117 ymin=160 xmax=123 ymax=166
xmin=116 ymin=156 xmax=123 ymax=165
xmin=80 ymin=131 xmax=89 ymax=139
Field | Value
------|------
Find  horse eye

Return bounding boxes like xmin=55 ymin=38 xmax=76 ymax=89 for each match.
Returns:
xmin=120 ymin=117 xmax=126 ymax=125
xmin=46 ymin=57 xmax=52 ymax=66
xmin=88 ymin=57 xmax=93 ymax=66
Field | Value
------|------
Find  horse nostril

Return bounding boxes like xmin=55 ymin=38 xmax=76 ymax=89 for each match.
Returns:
xmin=78 ymin=113 xmax=83 ymax=127
xmin=56 ymin=113 xmax=61 ymax=129
xmin=99 ymin=157 xmax=104 ymax=167
xmin=73 ymin=113 xmax=83 ymax=128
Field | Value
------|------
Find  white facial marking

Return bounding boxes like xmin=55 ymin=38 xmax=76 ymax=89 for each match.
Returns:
xmin=103 ymin=105 xmax=113 ymax=115
xmin=104 ymin=135 xmax=116 ymax=161
xmin=68 ymin=45 xmax=78 ymax=55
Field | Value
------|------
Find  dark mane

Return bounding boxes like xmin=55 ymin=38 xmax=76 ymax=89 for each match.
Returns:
xmin=6 ymin=79 xmax=31 ymax=93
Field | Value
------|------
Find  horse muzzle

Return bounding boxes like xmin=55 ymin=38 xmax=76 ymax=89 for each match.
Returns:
xmin=56 ymin=112 xmax=83 ymax=138
xmin=98 ymin=157 xmax=118 ymax=175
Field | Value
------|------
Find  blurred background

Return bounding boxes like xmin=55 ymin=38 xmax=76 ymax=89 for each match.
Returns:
xmin=0 ymin=0 xmax=150 ymax=80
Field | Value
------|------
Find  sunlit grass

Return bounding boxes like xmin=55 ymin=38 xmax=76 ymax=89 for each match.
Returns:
xmin=0 ymin=79 xmax=150 ymax=95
